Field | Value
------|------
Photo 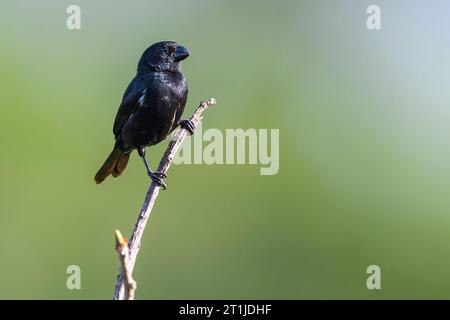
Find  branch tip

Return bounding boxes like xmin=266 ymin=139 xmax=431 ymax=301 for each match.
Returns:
xmin=115 ymin=229 xmax=127 ymax=248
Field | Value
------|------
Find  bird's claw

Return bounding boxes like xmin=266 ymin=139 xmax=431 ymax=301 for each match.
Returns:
xmin=149 ymin=172 xmax=167 ymax=190
xmin=154 ymin=171 xmax=167 ymax=179
xmin=180 ymin=119 xmax=196 ymax=135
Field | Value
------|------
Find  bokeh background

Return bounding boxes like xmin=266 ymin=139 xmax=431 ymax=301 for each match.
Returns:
xmin=1 ymin=0 xmax=450 ymax=299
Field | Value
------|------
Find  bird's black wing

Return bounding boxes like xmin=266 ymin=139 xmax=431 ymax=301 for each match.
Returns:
xmin=169 ymin=85 xmax=188 ymax=133
xmin=113 ymin=76 xmax=146 ymax=137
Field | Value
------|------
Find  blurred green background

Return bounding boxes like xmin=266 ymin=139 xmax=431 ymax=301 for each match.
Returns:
xmin=1 ymin=0 xmax=450 ymax=299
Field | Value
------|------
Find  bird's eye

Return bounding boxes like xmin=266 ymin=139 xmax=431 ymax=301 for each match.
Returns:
xmin=164 ymin=45 xmax=176 ymax=56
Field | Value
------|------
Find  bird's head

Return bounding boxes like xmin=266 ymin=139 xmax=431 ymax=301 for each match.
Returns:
xmin=137 ymin=41 xmax=190 ymax=74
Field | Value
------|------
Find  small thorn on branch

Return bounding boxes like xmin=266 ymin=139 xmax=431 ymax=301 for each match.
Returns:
xmin=115 ymin=229 xmax=136 ymax=300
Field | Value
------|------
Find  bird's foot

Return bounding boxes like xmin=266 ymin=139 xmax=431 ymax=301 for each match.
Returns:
xmin=154 ymin=171 xmax=167 ymax=179
xmin=149 ymin=171 xmax=167 ymax=190
xmin=180 ymin=119 xmax=196 ymax=135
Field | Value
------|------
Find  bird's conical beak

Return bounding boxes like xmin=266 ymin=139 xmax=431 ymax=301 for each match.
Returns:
xmin=174 ymin=45 xmax=190 ymax=61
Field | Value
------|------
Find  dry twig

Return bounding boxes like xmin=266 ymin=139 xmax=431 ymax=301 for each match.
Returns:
xmin=113 ymin=98 xmax=217 ymax=300
xmin=115 ymin=229 xmax=137 ymax=300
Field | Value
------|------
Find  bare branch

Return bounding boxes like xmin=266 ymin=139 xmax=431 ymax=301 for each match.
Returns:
xmin=113 ymin=98 xmax=217 ymax=300
xmin=115 ymin=229 xmax=137 ymax=300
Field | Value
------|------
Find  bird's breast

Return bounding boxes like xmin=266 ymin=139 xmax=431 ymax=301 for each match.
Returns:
xmin=120 ymin=71 xmax=187 ymax=149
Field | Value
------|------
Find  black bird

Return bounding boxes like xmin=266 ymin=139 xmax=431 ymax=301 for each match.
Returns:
xmin=94 ymin=41 xmax=194 ymax=189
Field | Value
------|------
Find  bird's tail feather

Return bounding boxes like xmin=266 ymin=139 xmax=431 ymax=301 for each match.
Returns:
xmin=94 ymin=147 xmax=130 ymax=184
